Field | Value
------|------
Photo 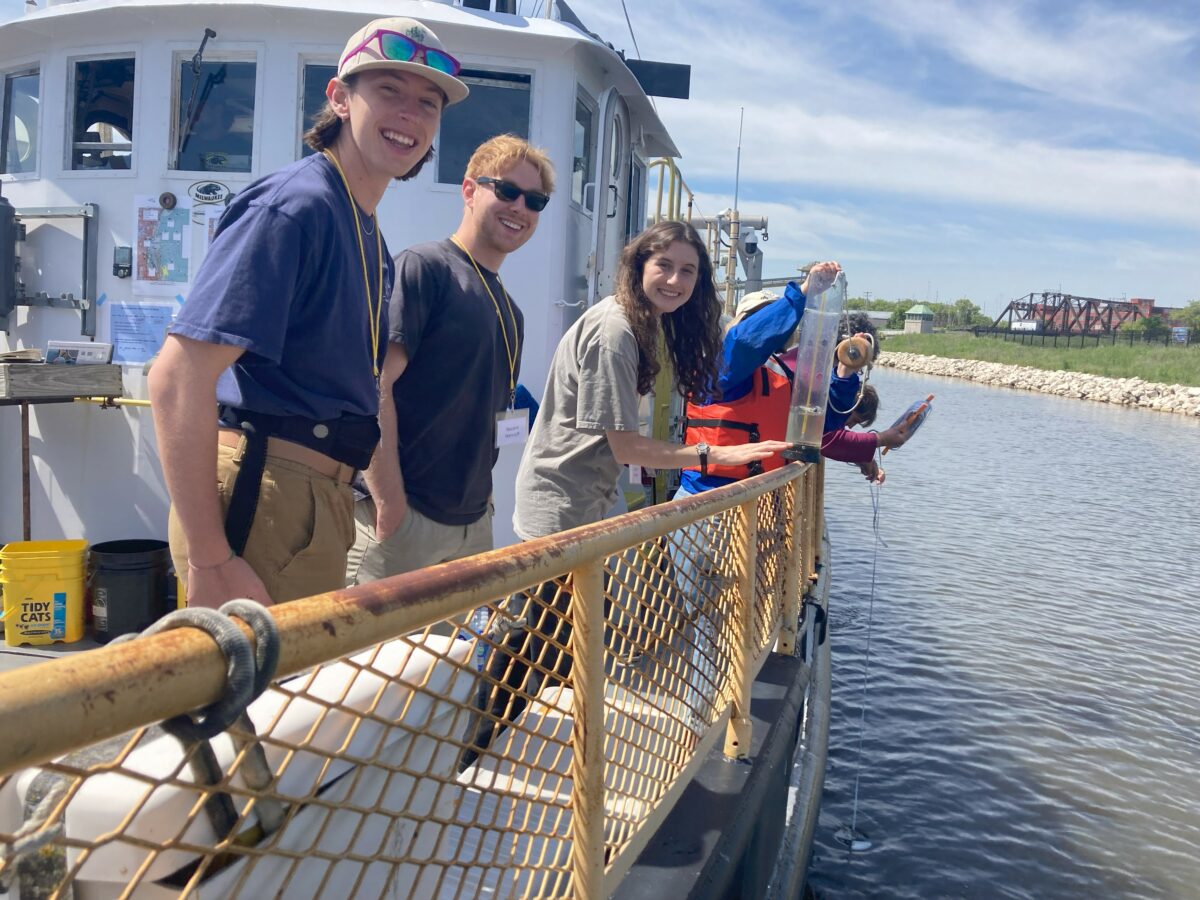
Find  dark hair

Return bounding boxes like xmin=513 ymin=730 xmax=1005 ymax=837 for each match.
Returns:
xmin=857 ymin=384 xmax=879 ymax=427
xmin=303 ymin=74 xmax=434 ymax=181
xmin=614 ymin=221 xmax=722 ymax=399
xmin=839 ymin=311 xmax=882 ymax=360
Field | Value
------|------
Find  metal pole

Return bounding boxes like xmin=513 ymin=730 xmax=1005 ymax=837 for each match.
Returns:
xmin=569 ymin=559 xmax=606 ymax=898
xmin=811 ymin=459 xmax=824 ymax=570
xmin=724 ymin=498 xmax=758 ymax=759
xmin=725 ymin=210 xmax=740 ymax=317
xmin=777 ymin=472 xmax=807 ymax=656
xmin=733 ymin=107 xmax=744 ymax=211
xmin=21 ymin=400 xmax=31 ymax=541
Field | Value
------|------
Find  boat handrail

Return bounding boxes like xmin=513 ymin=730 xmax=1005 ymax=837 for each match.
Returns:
xmin=0 ymin=460 xmax=823 ymax=899
xmin=647 ymin=157 xmax=695 ymax=224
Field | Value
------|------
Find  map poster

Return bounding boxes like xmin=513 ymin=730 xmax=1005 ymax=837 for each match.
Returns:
xmin=203 ymin=205 xmax=225 ymax=250
xmin=134 ymin=195 xmax=192 ymax=292
xmin=110 ymin=301 xmax=175 ymax=366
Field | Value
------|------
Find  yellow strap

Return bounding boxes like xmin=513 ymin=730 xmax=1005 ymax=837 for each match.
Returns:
xmin=322 ymin=150 xmax=384 ymax=378
xmin=449 ymin=234 xmax=520 ymax=405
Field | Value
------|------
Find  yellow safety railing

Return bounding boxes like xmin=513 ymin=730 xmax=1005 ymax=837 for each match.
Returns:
xmin=647 ymin=158 xmax=694 ymax=225
xmin=0 ymin=462 xmax=822 ymax=900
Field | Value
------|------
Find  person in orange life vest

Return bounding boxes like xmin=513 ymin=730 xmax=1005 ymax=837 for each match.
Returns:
xmin=678 ymin=261 xmax=842 ymax=498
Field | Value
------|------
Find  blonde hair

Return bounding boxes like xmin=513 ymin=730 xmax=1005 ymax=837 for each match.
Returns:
xmin=465 ymin=133 xmax=555 ymax=194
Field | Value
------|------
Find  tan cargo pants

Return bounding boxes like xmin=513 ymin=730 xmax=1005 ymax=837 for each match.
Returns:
xmin=169 ymin=443 xmax=355 ymax=604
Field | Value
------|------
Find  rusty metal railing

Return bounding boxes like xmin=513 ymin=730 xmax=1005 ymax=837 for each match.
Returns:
xmin=0 ymin=462 xmax=822 ymax=899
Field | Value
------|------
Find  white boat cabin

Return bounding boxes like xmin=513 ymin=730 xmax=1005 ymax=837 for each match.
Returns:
xmin=0 ymin=0 xmax=682 ymax=548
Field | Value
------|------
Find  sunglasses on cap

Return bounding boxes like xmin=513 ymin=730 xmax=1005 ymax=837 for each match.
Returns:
xmin=476 ymin=176 xmax=550 ymax=212
xmin=342 ymin=29 xmax=462 ymax=76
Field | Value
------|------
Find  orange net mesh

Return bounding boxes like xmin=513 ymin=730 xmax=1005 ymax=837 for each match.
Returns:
xmin=0 ymin=473 xmax=811 ymax=899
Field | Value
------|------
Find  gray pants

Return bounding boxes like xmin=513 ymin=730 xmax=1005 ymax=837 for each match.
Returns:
xmin=345 ymin=497 xmax=494 ymax=585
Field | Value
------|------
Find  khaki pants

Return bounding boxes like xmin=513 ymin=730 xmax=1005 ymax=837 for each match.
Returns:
xmin=345 ymin=497 xmax=493 ymax=585
xmin=170 ymin=443 xmax=356 ymax=604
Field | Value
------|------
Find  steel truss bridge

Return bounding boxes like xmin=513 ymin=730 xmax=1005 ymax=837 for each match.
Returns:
xmin=992 ymin=292 xmax=1150 ymax=334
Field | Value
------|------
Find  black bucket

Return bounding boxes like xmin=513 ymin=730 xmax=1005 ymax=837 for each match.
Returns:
xmin=88 ymin=539 xmax=173 ymax=643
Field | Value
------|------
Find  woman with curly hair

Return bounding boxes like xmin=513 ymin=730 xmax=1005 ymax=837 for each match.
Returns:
xmin=462 ymin=222 xmax=789 ymax=767
xmin=513 ymin=219 xmax=789 ymax=539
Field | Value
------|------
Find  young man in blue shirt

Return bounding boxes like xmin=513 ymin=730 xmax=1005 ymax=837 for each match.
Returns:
xmin=150 ymin=17 xmax=468 ymax=608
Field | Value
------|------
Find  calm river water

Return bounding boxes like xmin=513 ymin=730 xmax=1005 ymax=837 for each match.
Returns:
xmin=807 ymin=367 xmax=1200 ymax=899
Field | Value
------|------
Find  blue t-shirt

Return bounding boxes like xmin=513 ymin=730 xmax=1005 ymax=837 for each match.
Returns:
xmin=171 ymin=153 xmax=393 ymax=421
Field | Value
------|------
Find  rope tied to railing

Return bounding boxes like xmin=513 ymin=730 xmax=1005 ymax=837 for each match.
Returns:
xmin=114 ymin=601 xmax=283 ymax=841
xmin=0 ymin=781 xmax=68 ymax=893
xmin=112 ymin=601 xmax=278 ymax=741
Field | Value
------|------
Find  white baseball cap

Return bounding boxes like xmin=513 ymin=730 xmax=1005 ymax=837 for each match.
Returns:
xmin=338 ymin=17 xmax=470 ymax=106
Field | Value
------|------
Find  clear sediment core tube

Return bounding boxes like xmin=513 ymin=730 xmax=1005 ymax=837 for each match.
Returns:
xmin=784 ymin=271 xmax=848 ymax=454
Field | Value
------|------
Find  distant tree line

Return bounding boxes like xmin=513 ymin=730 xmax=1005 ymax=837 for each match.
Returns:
xmin=1121 ymin=301 xmax=1200 ymax=339
xmin=845 ymin=296 xmax=992 ymax=329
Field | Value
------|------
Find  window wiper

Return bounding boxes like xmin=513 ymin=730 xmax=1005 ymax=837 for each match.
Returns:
xmin=174 ymin=27 xmax=217 ymax=168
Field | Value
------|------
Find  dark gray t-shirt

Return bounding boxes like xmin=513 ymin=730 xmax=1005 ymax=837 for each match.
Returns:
xmin=390 ymin=238 xmax=523 ymax=526
xmin=514 ymin=297 xmax=642 ymax=539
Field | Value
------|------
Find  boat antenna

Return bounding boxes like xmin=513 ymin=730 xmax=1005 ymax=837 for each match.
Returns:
xmin=619 ymin=0 xmax=642 ymax=59
xmin=733 ymin=107 xmax=744 ymax=211
xmin=175 ymin=28 xmax=217 ymax=168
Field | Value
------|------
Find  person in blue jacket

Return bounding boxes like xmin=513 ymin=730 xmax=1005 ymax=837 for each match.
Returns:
xmin=678 ymin=261 xmax=843 ymax=497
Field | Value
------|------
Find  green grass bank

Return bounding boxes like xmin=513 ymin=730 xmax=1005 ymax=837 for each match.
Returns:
xmin=881 ymin=332 xmax=1200 ymax=387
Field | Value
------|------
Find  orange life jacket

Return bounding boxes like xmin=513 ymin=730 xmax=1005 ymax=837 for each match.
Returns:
xmin=683 ymin=359 xmax=792 ymax=479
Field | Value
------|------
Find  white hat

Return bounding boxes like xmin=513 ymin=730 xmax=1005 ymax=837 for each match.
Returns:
xmin=734 ymin=289 xmax=780 ymax=321
xmin=338 ymin=17 xmax=470 ymax=106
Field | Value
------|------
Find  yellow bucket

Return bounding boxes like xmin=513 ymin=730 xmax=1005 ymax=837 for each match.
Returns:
xmin=0 ymin=540 xmax=88 ymax=646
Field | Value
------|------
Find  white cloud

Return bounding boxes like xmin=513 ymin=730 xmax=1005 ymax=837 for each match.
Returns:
xmin=665 ymin=100 xmax=1200 ymax=228
xmin=859 ymin=0 xmax=1198 ymax=125
xmin=568 ymin=0 xmax=1200 ymax=228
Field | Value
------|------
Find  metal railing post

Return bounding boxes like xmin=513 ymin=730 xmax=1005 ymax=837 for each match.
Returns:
xmin=777 ymin=476 xmax=806 ymax=655
xmin=569 ymin=559 xmax=606 ymax=898
xmin=724 ymin=499 xmax=758 ymax=759
xmin=799 ymin=465 xmax=814 ymax=587
xmin=812 ymin=459 xmax=825 ymax=569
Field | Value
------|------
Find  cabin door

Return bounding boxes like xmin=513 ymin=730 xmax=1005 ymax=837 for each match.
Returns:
xmin=588 ymin=88 xmax=632 ymax=304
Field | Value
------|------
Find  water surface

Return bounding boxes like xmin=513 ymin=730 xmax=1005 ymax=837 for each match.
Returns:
xmin=808 ymin=368 xmax=1200 ymax=899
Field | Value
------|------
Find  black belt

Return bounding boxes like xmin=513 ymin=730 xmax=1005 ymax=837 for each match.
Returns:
xmin=219 ymin=406 xmax=380 ymax=555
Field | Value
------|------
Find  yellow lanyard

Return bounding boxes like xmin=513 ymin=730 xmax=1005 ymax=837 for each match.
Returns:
xmin=322 ymin=149 xmax=384 ymax=378
xmin=450 ymin=234 xmax=520 ymax=407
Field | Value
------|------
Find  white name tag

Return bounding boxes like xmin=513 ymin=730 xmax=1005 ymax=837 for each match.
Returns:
xmin=628 ymin=464 xmax=642 ymax=484
xmin=496 ymin=409 xmax=529 ymax=447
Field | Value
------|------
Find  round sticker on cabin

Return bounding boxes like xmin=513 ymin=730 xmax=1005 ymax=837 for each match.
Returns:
xmin=188 ymin=180 xmax=231 ymax=205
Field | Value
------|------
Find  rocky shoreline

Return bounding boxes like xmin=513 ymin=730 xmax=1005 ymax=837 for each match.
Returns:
xmin=876 ymin=352 xmax=1200 ymax=417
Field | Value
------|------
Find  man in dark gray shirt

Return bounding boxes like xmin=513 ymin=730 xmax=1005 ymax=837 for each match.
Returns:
xmin=346 ymin=135 xmax=555 ymax=583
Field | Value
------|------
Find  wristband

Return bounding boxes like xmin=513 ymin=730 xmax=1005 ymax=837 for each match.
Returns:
xmin=188 ymin=550 xmax=236 ymax=571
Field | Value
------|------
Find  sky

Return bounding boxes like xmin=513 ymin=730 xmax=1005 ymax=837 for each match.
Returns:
xmin=3 ymin=0 xmax=1197 ymax=315
xmin=561 ymin=0 xmax=1200 ymax=314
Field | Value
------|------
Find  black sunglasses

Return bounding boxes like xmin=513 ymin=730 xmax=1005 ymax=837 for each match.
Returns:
xmin=476 ymin=176 xmax=550 ymax=212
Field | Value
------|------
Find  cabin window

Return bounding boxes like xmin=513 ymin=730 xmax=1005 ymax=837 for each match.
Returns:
xmin=70 ymin=57 xmax=135 ymax=171
xmin=610 ymin=116 xmax=623 ymax=177
xmin=171 ymin=57 xmax=257 ymax=173
xmin=436 ymin=70 xmax=531 ymax=184
xmin=627 ymin=157 xmax=645 ymax=241
xmin=299 ymin=63 xmax=336 ymax=157
xmin=1 ymin=69 xmax=39 ymax=176
xmin=572 ymin=93 xmax=596 ymax=210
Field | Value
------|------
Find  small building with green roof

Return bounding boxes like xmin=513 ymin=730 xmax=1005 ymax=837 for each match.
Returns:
xmin=904 ymin=303 xmax=935 ymax=334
